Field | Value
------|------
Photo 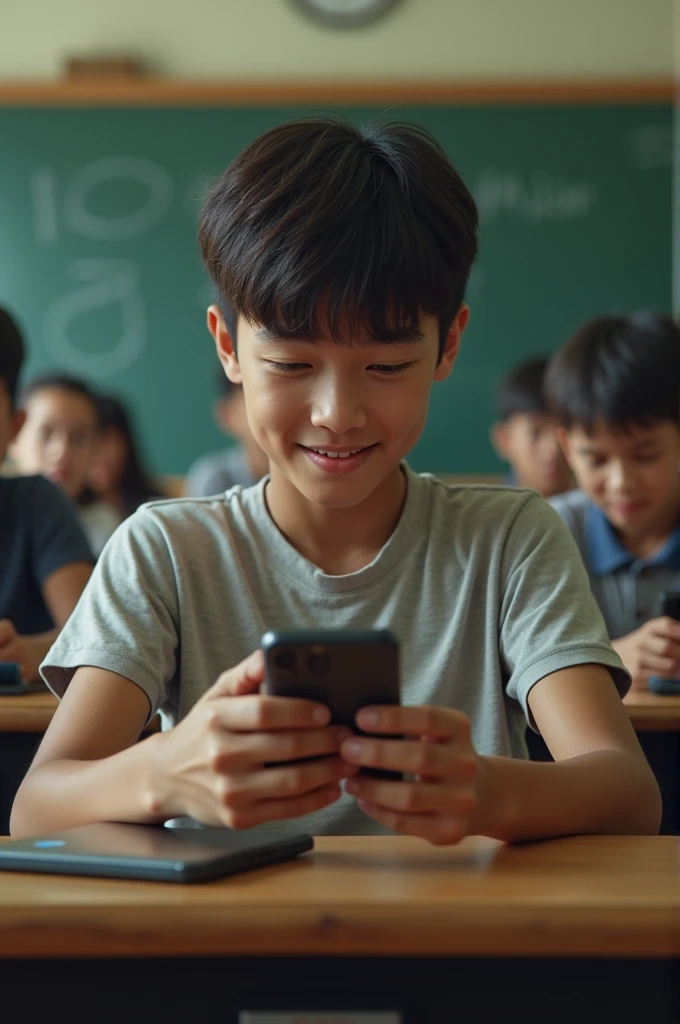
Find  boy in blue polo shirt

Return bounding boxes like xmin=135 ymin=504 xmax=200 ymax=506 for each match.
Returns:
xmin=12 ymin=119 xmax=659 ymax=842
xmin=0 ymin=308 xmax=93 ymax=681
xmin=546 ymin=313 xmax=680 ymax=692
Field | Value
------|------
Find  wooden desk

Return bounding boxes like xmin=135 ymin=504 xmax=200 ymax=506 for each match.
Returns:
xmin=624 ymin=690 xmax=680 ymax=732
xmin=0 ymin=691 xmax=58 ymax=733
xmin=0 ymin=835 xmax=677 ymax=1022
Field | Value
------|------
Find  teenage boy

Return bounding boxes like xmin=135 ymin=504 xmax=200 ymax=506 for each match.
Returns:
xmin=547 ymin=312 xmax=680 ymax=693
xmin=491 ymin=356 xmax=572 ymax=498
xmin=12 ymin=120 xmax=659 ymax=841
xmin=0 ymin=308 xmax=93 ymax=682
xmin=185 ymin=371 xmax=268 ymax=497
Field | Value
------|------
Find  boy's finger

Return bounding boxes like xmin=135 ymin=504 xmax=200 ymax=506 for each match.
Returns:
xmin=218 ymin=725 xmax=354 ymax=768
xmin=346 ymin=776 xmax=476 ymax=817
xmin=211 ymin=649 xmax=265 ymax=696
xmin=224 ymin=782 xmax=342 ymax=830
xmin=207 ymin=693 xmax=331 ymax=732
xmin=0 ymin=620 xmax=16 ymax=647
xmin=643 ymin=634 xmax=680 ymax=661
xmin=355 ymin=801 xmax=467 ymax=846
xmin=355 ymin=704 xmax=469 ymax=741
xmin=653 ymin=618 xmax=680 ymax=642
xmin=341 ymin=735 xmax=476 ymax=779
xmin=639 ymin=654 xmax=677 ymax=677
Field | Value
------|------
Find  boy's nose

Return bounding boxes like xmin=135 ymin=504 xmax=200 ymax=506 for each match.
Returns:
xmin=310 ymin=383 xmax=368 ymax=434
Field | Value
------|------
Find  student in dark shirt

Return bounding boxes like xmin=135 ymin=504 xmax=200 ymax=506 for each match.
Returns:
xmin=0 ymin=308 xmax=93 ymax=681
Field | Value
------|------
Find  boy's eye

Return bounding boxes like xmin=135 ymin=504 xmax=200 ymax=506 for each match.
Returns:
xmin=368 ymin=363 xmax=414 ymax=374
xmin=266 ymin=361 xmax=311 ymax=372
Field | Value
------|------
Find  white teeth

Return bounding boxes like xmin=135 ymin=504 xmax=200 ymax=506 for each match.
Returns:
xmin=310 ymin=448 xmax=363 ymax=458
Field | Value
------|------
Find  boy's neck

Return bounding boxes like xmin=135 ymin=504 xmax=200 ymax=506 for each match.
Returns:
xmin=265 ymin=465 xmax=407 ymax=576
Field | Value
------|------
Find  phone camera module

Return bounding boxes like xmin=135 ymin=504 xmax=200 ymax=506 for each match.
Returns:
xmin=274 ymin=650 xmax=296 ymax=671
xmin=308 ymin=651 xmax=330 ymax=673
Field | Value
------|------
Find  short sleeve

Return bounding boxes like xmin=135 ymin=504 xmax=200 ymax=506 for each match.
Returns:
xmin=500 ymin=494 xmax=629 ymax=729
xmin=29 ymin=476 xmax=94 ymax=582
xmin=41 ymin=508 xmax=179 ymax=715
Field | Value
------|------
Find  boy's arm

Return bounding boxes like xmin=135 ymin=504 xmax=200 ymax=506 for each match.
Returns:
xmin=10 ymin=654 xmax=352 ymax=838
xmin=341 ymin=664 xmax=661 ymax=842
xmin=474 ymin=664 xmax=660 ymax=839
xmin=0 ymin=562 xmax=92 ymax=681
xmin=611 ymin=618 xmax=680 ymax=692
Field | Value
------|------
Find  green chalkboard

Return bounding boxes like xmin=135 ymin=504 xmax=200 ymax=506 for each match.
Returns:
xmin=0 ymin=104 xmax=672 ymax=475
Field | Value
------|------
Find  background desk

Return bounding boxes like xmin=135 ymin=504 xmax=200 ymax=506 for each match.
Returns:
xmin=0 ymin=834 xmax=676 ymax=1023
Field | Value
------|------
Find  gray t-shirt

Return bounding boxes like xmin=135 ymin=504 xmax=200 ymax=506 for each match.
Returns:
xmin=185 ymin=445 xmax=255 ymax=498
xmin=42 ymin=467 xmax=627 ymax=835
xmin=550 ymin=488 xmax=680 ymax=639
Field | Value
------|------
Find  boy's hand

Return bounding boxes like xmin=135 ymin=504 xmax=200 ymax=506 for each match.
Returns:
xmin=148 ymin=649 xmax=356 ymax=828
xmin=0 ymin=620 xmax=40 ymax=682
xmin=612 ymin=618 xmax=680 ymax=691
xmin=341 ymin=705 xmax=480 ymax=845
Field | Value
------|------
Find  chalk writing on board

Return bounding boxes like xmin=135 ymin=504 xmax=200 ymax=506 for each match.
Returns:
xmin=30 ymin=168 xmax=59 ymax=246
xmin=62 ymin=156 xmax=173 ymax=241
xmin=474 ymin=169 xmax=597 ymax=222
xmin=43 ymin=259 xmax=146 ymax=377
xmin=627 ymin=124 xmax=672 ymax=170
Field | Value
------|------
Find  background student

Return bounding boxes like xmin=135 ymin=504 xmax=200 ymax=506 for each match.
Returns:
xmin=185 ymin=369 xmax=269 ymax=497
xmin=11 ymin=374 xmax=121 ymax=556
xmin=0 ymin=308 xmax=93 ymax=681
xmin=546 ymin=312 xmax=680 ymax=692
xmin=89 ymin=394 xmax=160 ymax=519
xmin=12 ymin=119 xmax=658 ymax=843
xmin=491 ymin=356 xmax=572 ymax=499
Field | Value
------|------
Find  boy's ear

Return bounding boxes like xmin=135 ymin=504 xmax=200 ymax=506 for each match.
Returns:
xmin=490 ymin=421 xmax=510 ymax=460
xmin=433 ymin=304 xmax=470 ymax=382
xmin=207 ymin=305 xmax=242 ymax=385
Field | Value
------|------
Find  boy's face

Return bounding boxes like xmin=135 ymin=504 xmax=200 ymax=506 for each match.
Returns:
xmin=492 ymin=411 xmax=572 ymax=499
xmin=559 ymin=418 xmax=680 ymax=538
xmin=12 ymin=387 xmax=98 ymax=500
xmin=208 ymin=304 xmax=467 ymax=510
xmin=0 ymin=381 xmax=25 ymax=466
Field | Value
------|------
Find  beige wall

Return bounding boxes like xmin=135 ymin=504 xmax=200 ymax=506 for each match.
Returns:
xmin=0 ymin=0 xmax=673 ymax=80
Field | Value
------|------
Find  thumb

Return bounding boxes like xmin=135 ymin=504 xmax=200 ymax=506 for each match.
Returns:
xmin=211 ymin=649 xmax=265 ymax=698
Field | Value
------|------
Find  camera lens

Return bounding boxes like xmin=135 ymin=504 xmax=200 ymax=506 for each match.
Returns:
xmin=308 ymin=652 xmax=330 ymax=673
xmin=274 ymin=650 xmax=296 ymax=671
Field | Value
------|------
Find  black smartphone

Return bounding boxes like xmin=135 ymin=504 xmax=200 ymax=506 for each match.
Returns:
xmin=649 ymin=592 xmax=680 ymax=695
xmin=262 ymin=628 xmax=401 ymax=780
xmin=0 ymin=663 xmax=44 ymax=695
xmin=0 ymin=823 xmax=313 ymax=884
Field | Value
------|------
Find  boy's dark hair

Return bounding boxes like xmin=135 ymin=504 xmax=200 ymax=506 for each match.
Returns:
xmin=21 ymin=373 xmax=99 ymax=420
xmin=199 ymin=117 xmax=479 ymax=359
xmin=0 ymin=306 xmax=26 ymax=406
xmin=545 ymin=313 xmax=680 ymax=431
xmin=496 ymin=357 xmax=551 ymax=421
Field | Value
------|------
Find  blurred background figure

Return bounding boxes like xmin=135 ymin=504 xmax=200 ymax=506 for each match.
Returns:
xmin=89 ymin=394 xmax=160 ymax=519
xmin=491 ymin=356 xmax=573 ymax=499
xmin=11 ymin=374 xmax=120 ymax=556
xmin=185 ymin=370 xmax=269 ymax=497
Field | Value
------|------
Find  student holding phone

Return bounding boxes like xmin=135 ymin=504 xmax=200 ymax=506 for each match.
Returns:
xmin=546 ymin=314 xmax=680 ymax=694
xmin=12 ymin=119 xmax=659 ymax=842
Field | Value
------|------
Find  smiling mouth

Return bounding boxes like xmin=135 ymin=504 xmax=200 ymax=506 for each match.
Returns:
xmin=303 ymin=445 xmax=376 ymax=459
